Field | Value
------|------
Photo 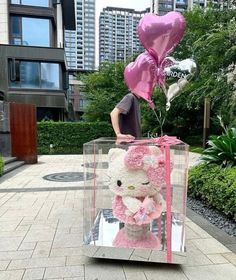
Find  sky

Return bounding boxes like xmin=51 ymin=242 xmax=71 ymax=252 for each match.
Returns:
xmin=95 ymin=0 xmax=150 ymax=67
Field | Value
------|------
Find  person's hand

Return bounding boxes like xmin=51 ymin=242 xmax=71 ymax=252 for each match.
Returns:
xmin=116 ymin=133 xmax=135 ymax=140
xmin=115 ymin=133 xmax=135 ymax=144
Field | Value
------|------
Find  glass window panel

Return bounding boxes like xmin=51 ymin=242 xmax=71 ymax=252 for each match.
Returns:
xmin=22 ymin=0 xmax=49 ymax=7
xmin=12 ymin=38 xmax=22 ymax=45
xmin=10 ymin=80 xmax=21 ymax=88
xmin=20 ymin=62 xmax=40 ymax=88
xmin=41 ymin=63 xmax=60 ymax=89
xmin=11 ymin=0 xmax=20 ymax=4
xmin=22 ymin=17 xmax=50 ymax=47
xmin=11 ymin=16 xmax=21 ymax=37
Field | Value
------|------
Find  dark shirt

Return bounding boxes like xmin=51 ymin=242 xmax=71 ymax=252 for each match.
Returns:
xmin=116 ymin=93 xmax=141 ymax=138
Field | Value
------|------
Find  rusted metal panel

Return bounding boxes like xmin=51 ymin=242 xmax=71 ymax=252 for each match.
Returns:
xmin=10 ymin=103 xmax=37 ymax=164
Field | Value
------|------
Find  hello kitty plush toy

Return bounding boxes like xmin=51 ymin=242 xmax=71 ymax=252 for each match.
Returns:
xmin=108 ymin=145 xmax=166 ymax=249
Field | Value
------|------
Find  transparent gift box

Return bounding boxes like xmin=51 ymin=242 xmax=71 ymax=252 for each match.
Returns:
xmin=83 ymin=137 xmax=189 ymax=264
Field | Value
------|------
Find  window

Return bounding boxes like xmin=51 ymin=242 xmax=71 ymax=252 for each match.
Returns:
xmin=9 ymin=60 xmax=61 ymax=90
xmin=11 ymin=16 xmax=50 ymax=47
xmin=11 ymin=0 xmax=50 ymax=7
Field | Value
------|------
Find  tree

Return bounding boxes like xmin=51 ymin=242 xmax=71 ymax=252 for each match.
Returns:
xmin=80 ymin=8 xmax=236 ymax=139
xmin=164 ymin=8 xmax=236 ymax=137
xmin=80 ymin=61 xmax=128 ymax=122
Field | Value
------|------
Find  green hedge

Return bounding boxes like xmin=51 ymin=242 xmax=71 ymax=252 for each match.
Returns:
xmin=37 ymin=121 xmax=114 ymax=154
xmin=0 ymin=155 xmax=4 ymax=177
xmin=188 ymin=164 xmax=236 ymax=221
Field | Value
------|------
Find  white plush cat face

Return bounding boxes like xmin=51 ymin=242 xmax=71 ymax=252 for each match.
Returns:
xmin=108 ymin=148 xmax=157 ymax=197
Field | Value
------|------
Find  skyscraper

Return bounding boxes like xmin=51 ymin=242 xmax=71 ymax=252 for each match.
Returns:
xmin=99 ymin=7 xmax=149 ymax=65
xmin=65 ymin=0 xmax=95 ymax=70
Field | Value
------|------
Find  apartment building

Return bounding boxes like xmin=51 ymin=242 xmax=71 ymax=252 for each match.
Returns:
xmin=99 ymin=7 xmax=149 ymax=65
xmin=150 ymin=0 xmax=231 ymax=14
xmin=0 ymin=0 xmax=75 ymax=121
xmin=65 ymin=0 xmax=95 ymax=71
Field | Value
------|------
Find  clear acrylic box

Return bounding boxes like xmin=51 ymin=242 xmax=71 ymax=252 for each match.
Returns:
xmin=83 ymin=137 xmax=188 ymax=264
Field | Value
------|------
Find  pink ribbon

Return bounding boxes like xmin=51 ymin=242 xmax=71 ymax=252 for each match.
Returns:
xmin=130 ymin=135 xmax=181 ymax=263
xmin=165 ymin=145 xmax=172 ymax=263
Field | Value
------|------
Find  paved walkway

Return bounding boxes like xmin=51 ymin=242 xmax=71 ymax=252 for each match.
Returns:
xmin=0 ymin=153 xmax=235 ymax=280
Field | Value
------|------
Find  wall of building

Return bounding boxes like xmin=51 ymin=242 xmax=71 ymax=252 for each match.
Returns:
xmin=0 ymin=0 xmax=9 ymax=44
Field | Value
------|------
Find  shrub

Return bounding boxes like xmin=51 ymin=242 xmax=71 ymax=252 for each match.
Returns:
xmin=201 ymin=127 xmax=236 ymax=168
xmin=37 ymin=121 xmax=114 ymax=154
xmin=188 ymin=164 xmax=236 ymax=220
xmin=0 ymin=155 xmax=4 ymax=177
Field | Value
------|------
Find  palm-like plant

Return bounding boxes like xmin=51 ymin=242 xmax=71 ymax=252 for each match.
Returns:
xmin=201 ymin=125 xmax=236 ymax=168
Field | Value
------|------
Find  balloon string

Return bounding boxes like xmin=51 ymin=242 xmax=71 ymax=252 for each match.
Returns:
xmin=152 ymin=109 xmax=165 ymax=137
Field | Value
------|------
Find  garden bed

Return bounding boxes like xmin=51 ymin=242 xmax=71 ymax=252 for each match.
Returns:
xmin=187 ymin=196 xmax=236 ymax=236
xmin=188 ymin=164 xmax=236 ymax=231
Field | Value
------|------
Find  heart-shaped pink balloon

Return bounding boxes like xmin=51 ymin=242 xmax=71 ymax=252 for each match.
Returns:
xmin=138 ymin=12 xmax=186 ymax=65
xmin=124 ymin=52 xmax=157 ymax=108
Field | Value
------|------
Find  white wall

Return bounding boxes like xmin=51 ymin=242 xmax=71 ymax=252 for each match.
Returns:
xmin=0 ymin=0 xmax=9 ymax=44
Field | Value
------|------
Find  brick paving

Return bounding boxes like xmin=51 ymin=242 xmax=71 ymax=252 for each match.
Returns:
xmin=0 ymin=154 xmax=235 ymax=280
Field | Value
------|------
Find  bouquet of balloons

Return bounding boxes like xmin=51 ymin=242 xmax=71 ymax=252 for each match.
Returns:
xmin=124 ymin=12 xmax=197 ymax=112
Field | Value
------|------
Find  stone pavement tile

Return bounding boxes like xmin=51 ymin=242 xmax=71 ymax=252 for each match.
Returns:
xmin=50 ymin=247 xmax=82 ymax=257
xmin=53 ymin=233 xmax=82 ymax=248
xmin=183 ymin=241 xmax=212 ymax=266
xmin=66 ymin=255 xmax=95 ymax=266
xmin=21 ymin=219 xmax=58 ymax=229
xmin=36 ymin=203 xmax=55 ymax=220
xmin=0 ymin=250 xmax=33 ymax=260
xmin=85 ymin=263 xmax=126 ymax=280
xmin=24 ymin=227 xmax=56 ymax=243
xmin=0 ymin=193 xmax=16 ymax=206
xmin=191 ymin=238 xmax=231 ymax=254
xmin=16 ymin=225 xmax=31 ymax=232
xmin=0 ymin=236 xmax=24 ymax=251
xmin=182 ymin=263 xmax=236 ymax=280
xmin=64 ymin=278 xmax=84 ymax=280
xmin=0 ymin=260 xmax=10 ymax=270
xmin=32 ymin=242 xmax=52 ymax=258
xmin=1 ymin=209 xmax=39 ymax=219
xmin=57 ymin=218 xmax=83 ymax=230
xmin=144 ymin=264 xmax=189 ymax=280
xmin=185 ymin=225 xmax=201 ymax=239
xmin=44 ymin=265 xmax=84 ymax=279
xmin=0 ymin=269 xmax=25 ymax=280
xmin=185 ymin=221 xmax=211 ymax=238
xmin=222 ymin=252 xmax=236 ymax=266
xmin=0 ymin=230 xmax=28 ymax=238
xmin=19 ymin=242 xmax=37 ymax=251
xmin=70 ymin=227 xmax=83 ymax=234
xmin=0 ymin=206 xmax=8 ymax=217
xmin=8 ymin=257 xmax=65 ymax=270
xmin=22 ymin=268 xmax=45 ymax=280
xmin=123 ymin=265 xmax=149 ymax=280
xmin=0 ymin=219 xmax=22 ymax=231
xmin=206 ymin=254 xmax=229 ymax=264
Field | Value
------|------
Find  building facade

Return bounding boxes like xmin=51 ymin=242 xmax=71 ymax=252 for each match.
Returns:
xmin=0 ymin=0 xmax=75 ymax=121
xmin=65 ymin=0 xmax=95 ymax=71
xmin=99 ymin=7 xmax=149 ymax=65
xmin=150 ymin=0 xmax=232 ymax=14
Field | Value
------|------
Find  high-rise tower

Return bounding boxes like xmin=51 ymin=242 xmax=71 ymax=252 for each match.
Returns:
xmin=99 ymin=7 xmax=149 ymax=65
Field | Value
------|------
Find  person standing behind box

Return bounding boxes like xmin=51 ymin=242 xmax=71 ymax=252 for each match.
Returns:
xmin=110 ymin=92 xmax=141 ymax=140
